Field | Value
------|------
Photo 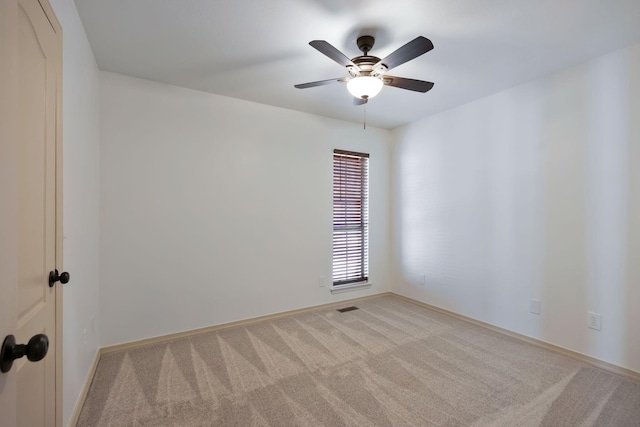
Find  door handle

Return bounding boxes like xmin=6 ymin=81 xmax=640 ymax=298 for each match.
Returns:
xmin=0 ymin=334 xmax=49 ymax=373
xmin=49 ymin=269 xmax=70 ymax=287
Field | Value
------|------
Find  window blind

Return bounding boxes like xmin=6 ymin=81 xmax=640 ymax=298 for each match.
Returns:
xmin=332 ymin=149 xmax=369 ymax=286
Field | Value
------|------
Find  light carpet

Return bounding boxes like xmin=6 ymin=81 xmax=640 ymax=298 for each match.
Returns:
xmin=76 ymin=295 xmax=640 ymax=426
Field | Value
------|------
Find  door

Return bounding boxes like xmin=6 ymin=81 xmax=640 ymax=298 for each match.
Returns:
xmin=0 ymin=0 xmax=62 ymax=426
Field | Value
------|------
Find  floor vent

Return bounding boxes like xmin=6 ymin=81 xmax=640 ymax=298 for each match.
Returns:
xmin=337 ymin=306 xmax=359 ymax=313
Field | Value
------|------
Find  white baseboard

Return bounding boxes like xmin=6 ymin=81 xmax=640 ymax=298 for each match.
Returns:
xmin=100 ymin=292 xmax=392 ymax=354
xmin=69 ymin=291 xmax=639 ymax=424
xmin=68 ymin=293 xmax=390 ymax=425
xmin=392 ymin=292 xmax=640 ymax=382
xmin=67 ymin=349 xmax=101 ymax=427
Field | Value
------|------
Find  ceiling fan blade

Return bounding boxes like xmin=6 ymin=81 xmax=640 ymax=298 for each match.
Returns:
xmin=353 ymin=97 xmax=367 ymax=106
xmin=383 ymin=76 xmax=434 ymax=93
xmin=294 ymin=77 xmax=348 ymax=89
xmin=309 ymin=40 xmax=358 ymax=69
xmin=375 ymin=36 xmax=434 ymax=71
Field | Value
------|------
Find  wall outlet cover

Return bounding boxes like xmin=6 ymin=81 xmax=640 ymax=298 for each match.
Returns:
xmin=588 ymin=312 xmax=601 ymax=331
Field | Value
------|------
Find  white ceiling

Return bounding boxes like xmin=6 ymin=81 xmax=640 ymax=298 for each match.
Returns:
xmin=75 ymin=0 xmax=640 ymax=129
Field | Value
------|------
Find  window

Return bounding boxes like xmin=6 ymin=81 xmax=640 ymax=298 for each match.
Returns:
xmin=332 ymin=149 xmax=369 ymax=286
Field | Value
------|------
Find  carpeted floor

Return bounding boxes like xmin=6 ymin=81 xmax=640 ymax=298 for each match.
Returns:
xmin=76 ymin=295 xmax=640 ymax=426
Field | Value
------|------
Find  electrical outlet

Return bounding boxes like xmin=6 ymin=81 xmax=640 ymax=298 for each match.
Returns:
xmin=419 ymin=274 xmax=426 ymax=286
xmin=83 ymin=329 xmax=88 ymax=351
xmin=588 ymin=312 xmax=601 ymax=331
xmin=530 ymin=299 xmax=541 ymax=315
xmin=319 ymin=276 xmax=326 ymax=287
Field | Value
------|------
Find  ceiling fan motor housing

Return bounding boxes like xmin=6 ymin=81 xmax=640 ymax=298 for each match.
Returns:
xmin=346 ymin=36 xmax=387 ymax=78
xmin=349 ymin=56 xmax=386 ymax=78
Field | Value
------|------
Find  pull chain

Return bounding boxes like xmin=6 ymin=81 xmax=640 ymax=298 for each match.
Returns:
xmin=363 ymin=102 xmax=366 ymax=130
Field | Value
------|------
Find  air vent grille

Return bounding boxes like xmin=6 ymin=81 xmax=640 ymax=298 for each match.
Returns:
xmin=337 ymin=306 xmax=359 ymax=313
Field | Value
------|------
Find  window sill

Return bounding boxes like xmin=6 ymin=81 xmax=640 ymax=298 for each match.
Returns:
xmin=330 ymin=282 xmax=371 ymax=294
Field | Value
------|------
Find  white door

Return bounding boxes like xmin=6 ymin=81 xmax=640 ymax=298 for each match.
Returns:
xmin=0 ymin=0 xmax=62 ymax=426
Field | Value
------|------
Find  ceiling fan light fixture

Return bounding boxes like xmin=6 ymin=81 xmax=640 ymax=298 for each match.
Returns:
xmin=347 ymin=76 xmax=383 ymax=99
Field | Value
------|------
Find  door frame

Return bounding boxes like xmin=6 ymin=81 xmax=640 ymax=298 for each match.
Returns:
xmin=0 ymin=0 xmax=19 ymax=422
xmin=41 ymin=0 xmax=64 ymax=423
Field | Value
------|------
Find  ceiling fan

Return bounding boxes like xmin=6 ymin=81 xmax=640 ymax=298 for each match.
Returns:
xmin=295 ymin=35 xmax=434 ymax=105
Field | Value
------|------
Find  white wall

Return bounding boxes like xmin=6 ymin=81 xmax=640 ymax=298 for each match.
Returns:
xmin=99 ymin=72 xmax=391 ymax=346
xmin=391 ymin=43 xmax=640 ymax=373
xmin=49 ymin=0 xmax=101 ymax=425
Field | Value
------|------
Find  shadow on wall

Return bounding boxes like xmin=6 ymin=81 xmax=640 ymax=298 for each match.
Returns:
xmin=582 ymin=49 xmax=630 ymax=368
xmin=392 ymin=44 xmax=640 ymax=373
xmin=393 ymin=78 xmax=548 ymax=338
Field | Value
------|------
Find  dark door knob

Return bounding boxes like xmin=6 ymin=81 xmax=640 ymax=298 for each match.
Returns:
xmin=49 ymin=269 xmax=70 ymax=287
xmin=1 ymin=334 xmax=49 ymax=373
